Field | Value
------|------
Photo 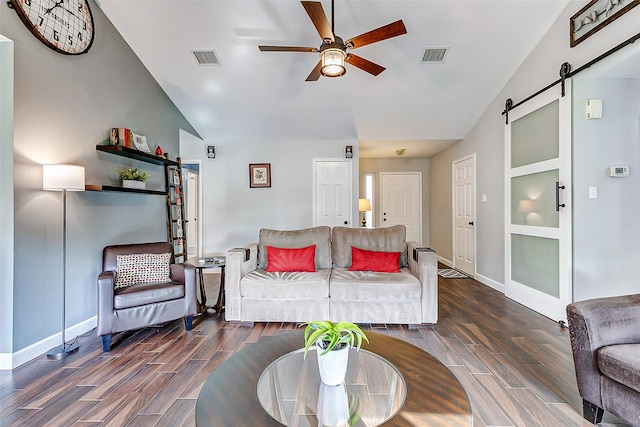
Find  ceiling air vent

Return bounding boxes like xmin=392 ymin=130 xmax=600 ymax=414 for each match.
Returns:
xmin=421 ymin=47 xmax=448 ymax=63
xmin=192 ymin=50 xmax=221 ymax=66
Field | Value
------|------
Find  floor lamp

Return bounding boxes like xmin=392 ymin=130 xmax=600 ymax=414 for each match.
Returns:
xmin=43 ymin=164 xmax=85 ymax=359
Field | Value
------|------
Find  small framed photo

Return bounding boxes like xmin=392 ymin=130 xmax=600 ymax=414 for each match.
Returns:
xmin=249 ymin=163 xmax=271 ymax=188
xmin=132 ymin=133 xmax=151 ymax=153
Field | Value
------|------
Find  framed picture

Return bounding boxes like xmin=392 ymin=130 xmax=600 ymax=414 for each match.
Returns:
xmin=570 ymin=0 xmax=640 ymax=47
xmin=249 ymin=163 xmax=271 ymax=188
xmin=132 ymin=133 xmax=151 ymax=153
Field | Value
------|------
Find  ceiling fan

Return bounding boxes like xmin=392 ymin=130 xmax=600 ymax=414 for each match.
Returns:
xmin=259 ymin=0 xmax=407 ymax=81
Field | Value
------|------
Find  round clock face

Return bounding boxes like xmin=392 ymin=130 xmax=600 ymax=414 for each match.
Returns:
xmin=9 ymin=0 xmax=95 ymax=55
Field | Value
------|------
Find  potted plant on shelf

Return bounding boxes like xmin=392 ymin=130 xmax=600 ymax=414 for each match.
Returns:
xmin=301 ymin=320 xmax=368 ymax=386
xmin=117 ymin=168 xmax=150 ymax=190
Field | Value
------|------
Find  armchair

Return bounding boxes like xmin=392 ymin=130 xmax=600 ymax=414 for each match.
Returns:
xmin=97 ymin=242 xmax=197 ymax=352
xmin=567 ymin=294 xmax=640 ymax=426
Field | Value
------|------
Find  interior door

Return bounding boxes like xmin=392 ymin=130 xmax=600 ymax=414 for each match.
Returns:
xmin=314 ymin=160 xmax=353 ymax=227
xmin=453 ymin=156 xmax=475 ymax=276
xmin=505 ymin=81 xmax=572 ymax=324
xmin=380 ymin=173 xmax=421 ymax=243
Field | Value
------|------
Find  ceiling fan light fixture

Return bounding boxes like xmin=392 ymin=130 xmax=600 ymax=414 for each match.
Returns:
xmin=321 ymin=48 xmax=346 ymax=77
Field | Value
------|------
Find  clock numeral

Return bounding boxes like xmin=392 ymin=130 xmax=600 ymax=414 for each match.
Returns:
xmin=83 ymin=22 xmax=87 ymax=30
xmin=78 ymin=3 xmax=82 ymax=12
xmin=77 ymin=32 xmax=83 ymax=42
xmin=39 ymin=15 xmax=44 ymax=26
xmin=68 ymin=35 xmax=73 ymax=45
xmin=25 ymin=0 xmax=31 ymax=6
xmin=53 ymin=30 xmax=59 ymax=42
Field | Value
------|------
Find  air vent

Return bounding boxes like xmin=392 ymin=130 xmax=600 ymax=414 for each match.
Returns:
xmin=421 ymin=47 xmax=448 ymax=63
xmin=192 ymin=50 xmax=221 ymax=66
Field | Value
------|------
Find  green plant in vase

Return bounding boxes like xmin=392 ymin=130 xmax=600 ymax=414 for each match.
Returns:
xmin=117 ymin=168 xmax=150 ymax=189
xmin=300 ymin=320 xmax=368 ymax=386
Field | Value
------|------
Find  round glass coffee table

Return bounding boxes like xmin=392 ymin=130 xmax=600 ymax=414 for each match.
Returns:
xmin=195 ymin=330 xmax=471 ymax=426
xmin=257 ymin=347 xmax=406 ymax=426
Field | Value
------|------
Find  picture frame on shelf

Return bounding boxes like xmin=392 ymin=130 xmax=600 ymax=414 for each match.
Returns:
xmin=132 ymin=133 xmax=151 ymax=153
xmin=249 ymin=163 xmax=271 ymax=188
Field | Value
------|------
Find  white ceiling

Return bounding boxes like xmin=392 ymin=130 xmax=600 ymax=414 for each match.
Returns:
xmin=96 ymin=0 xmax=571 ymax=158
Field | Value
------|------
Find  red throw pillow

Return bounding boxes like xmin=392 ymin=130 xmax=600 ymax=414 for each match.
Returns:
xmin=266 ymin=245 xmax=316 ymax=272
xmin=349 ymin=247 xmax=401 ymax=273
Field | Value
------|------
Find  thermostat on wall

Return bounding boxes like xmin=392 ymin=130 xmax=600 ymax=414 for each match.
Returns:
xmin=608 ymin=166 xmax=629 ymax=177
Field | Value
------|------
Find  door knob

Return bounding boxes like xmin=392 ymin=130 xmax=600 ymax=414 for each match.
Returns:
xmin=344 ymin=221 xmax=348 ymax=225
xmin=383 ymin=218 xmax=387 ymax=221
xmin=469 ymin=221 xmax=474 ymax=226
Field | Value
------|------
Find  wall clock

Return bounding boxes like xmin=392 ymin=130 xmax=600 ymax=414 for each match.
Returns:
xmin=7 ymin=0 xmax=95 ymax=55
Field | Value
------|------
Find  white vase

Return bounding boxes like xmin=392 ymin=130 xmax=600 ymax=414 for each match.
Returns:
xmin=122 ymin=180 xmax=145 ymax=189
xmin=316 ymin=342 xmax=349 ymax=386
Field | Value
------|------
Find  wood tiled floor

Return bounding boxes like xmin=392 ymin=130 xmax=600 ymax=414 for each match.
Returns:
xmin=0 ymin=270 xmax=620 ymax=426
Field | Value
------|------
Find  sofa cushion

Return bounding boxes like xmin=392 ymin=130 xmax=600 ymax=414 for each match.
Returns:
xmin=349 ymin=247 xmax=400 ymax=273
xmin=266 ymin=245 xmax=316 ymax=272
xmin=330 ymin=267 xmax=421 ymax=300
xmin=332 ymin=226 xmax=408 ymax=268
xmin=115 ymin=252 xmax=171 ymax=289
xmin=597 ymin=344 xmax=640 ymax=394
xmin=114 ymin=281 xmax=184 ymax=309
xmin=258 ymin=227 xmax=332 ymax=270
xmin=241 ymin=269 xmax=330 ymax=299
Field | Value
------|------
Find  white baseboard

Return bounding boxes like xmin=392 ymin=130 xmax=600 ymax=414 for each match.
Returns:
xmin=437 ymin=256 xmax=453 ymax=268
xmin=474 ymin=273 xmax=505 ymax=293
xmin=0 ymin=316 xmax=96 ymax=370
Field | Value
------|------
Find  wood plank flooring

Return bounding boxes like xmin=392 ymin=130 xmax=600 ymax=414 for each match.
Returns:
xmin=0 ymin=269 xmax=618 ymax=426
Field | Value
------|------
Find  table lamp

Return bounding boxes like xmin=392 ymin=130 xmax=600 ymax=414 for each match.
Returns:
xmin=358 ymin=198 xmax=371 ymax=227
xmin=43 ymin=164 xmax=85 ymax=359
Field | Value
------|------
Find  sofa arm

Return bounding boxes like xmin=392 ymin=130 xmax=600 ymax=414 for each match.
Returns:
xmin=225 ymin=244 xmax=258 ymax=321
xmin=407 ymin=243 xmax=438 ymax=324
xmin=171 ymin=262 xmax=197 ymax=317
xmin=97 ymin=271 xmax=116 ymax=336
xmin=567 ymin=294 xmax=640 ymax=408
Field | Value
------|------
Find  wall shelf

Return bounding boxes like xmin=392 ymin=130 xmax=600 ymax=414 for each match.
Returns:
xmin=85 ymin=184 xmax=166 ymax=196
xmin=95 ymin=144 xmax=178 ymax=166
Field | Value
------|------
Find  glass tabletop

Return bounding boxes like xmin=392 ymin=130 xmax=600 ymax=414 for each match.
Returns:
xmin=257 ymin=347 xmax=406 ymax=427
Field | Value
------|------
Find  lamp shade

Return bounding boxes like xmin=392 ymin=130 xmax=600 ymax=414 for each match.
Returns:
xmin=358 ymin=198 xmax=371 ymax=212
xmin=518 ymin=199 xmax=534 ymax=212
xmin=321 ymin=48 xmax=346 ymax=77
xmin=43 ymin=164 xmax=85 ymax=191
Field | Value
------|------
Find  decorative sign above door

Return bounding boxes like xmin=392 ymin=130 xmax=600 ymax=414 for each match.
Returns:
xmin=570 ymin=0 xmax=640 ymax=47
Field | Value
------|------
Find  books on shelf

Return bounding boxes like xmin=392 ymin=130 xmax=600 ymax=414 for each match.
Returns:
xmin=110 ymin=128 xmax=132 ymax=147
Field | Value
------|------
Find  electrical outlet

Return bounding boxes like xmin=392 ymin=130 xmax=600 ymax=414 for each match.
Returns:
xmin=589 ymin=187 xmax=597 ymax=199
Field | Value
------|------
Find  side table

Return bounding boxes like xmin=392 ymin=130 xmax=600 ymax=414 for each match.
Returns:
xmin=187 ymin=256 xmax=226 ymax=314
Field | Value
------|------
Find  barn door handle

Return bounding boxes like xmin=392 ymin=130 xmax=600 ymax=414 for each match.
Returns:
xmin=556 ymin=182 xmax=566 ymax=211
xmin=469 ymin=221 xmax=474 ymax=226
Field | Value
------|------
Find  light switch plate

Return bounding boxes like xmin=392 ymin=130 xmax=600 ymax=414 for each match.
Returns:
xmin=589 ymin=187 xmax=597 ymax=199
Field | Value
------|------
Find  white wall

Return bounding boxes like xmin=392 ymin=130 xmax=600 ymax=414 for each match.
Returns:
xmin=180 ymin=132 xmax=359 ymax=254
xmin=429 ymin=3 xmax=640 ymax=293
xmin=572 ymin=78 xmax=640 ymax=301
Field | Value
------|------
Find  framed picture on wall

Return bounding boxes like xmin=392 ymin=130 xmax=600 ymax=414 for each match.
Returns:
xmin=249 ymin=163 xmax=271 ymax=188
xmin=570 ymin=0 xmax=640 ymax=47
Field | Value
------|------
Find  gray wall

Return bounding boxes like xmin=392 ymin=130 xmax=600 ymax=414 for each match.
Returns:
xmin=429 ymin=3 xmax=640 ymax=294
xmin=572 ymin=78 xmax=640 ymax=301
xmin=2 ymin=1 xmax=198 ymax=357
xmin=180 ymin=133 xmax=359 ymax=254
xmin=359 ymin=157 xmax=430 ymax=245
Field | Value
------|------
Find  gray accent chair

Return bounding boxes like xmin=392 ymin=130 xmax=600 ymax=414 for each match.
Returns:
xmin=566 ymin=294 xmax=640 ymax=426
xmin=97 ymin=242 xmax=197 ymax=352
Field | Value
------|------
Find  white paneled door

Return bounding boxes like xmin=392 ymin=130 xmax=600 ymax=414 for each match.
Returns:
xmin=453 ymin=156 xmax=475 ymax=277
xmin=184 ymin=168 xmax=199 ymax=259
xmin=380 ymin=173 xmax=421 ymax=244
xmin=313 ymin=160 xmax=353 ymax=227
xmin=505 ymin=81 xmax=572 ymax=324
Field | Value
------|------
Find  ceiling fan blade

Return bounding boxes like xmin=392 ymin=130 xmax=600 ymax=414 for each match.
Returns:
xmin=306 ymin=60 xmax=323 ymax=81
xmin=346 ymin=54 xmax=385 ymax=76
xmin=259 ymin=46 xmax=318 ymax=52
xmin=301 ymin=1 xmax=334 ymax=42
xmin=345 ymin=20 xmax=407 ymax=49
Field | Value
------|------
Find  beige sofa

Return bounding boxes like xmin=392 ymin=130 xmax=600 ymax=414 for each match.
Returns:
xmin=225 ymin=225 xmax=437 ymax=325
